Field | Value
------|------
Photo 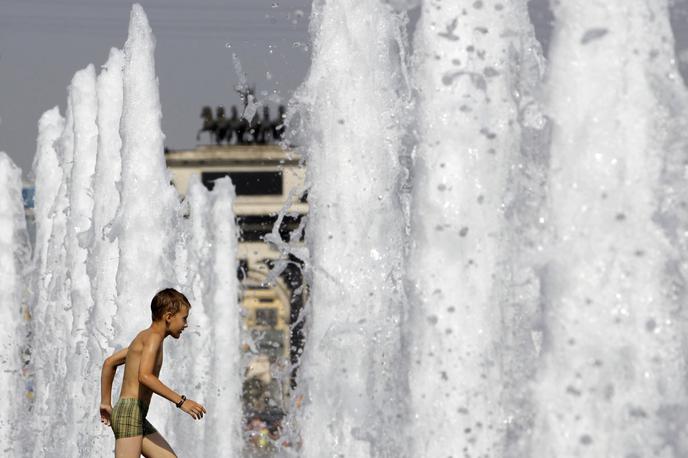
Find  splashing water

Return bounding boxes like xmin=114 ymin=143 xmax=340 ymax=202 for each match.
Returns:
xmin=14 ymin=4 xmax=243 ymax=457
xmin=2 ymin=1 xmax=688 ymax=457
xmin=0 ymin=152 xmax=30 ymax=455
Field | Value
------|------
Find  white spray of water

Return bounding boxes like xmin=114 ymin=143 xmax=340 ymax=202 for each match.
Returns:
xmin=31 ymin=96 xmax=74 ymax=457
xmin=17 ymin=2 xmax=688 ymax=457
xmin=0 ymin=153 xmax=30 ymax=454
xmin=206 ymin=177 xmax=242 ymax=457
xmin=533 ymin=1 xmax=688 ymax=456
xmin=30 ymin=108 xmax=65 ymax=299
xmin=292 ymin=0 xmax=409 ymax=455
xmin=406 ymin=0 xmax=545 ymax=455
xmin=186 ymin=177 xmax=213 ymax=387
xmin=84 ymin=46 xmax=125 ymax=457
xmin=89 ymin=48 xmax=124 ymax=355
xmin=64 ymin=64 xmax=99 ymax=454
xmin=112 ymin=3 xmax=179 ymax=349
xmin=26 ymin=107 xmax=64 ymax=455
xmin=19 ymin=4 xmax=244 ymax=456
xmin=165 ymin=175 xmax=213 ymax=457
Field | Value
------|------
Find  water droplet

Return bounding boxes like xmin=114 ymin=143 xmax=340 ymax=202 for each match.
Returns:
xmin=645 ymin=318 xmax=657 ymax=332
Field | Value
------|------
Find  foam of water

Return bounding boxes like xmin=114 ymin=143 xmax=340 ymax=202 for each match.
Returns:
xmin=288 ymin=0 xmax=688 ymax=456
xmin=532 ymin=1 xmax=688 ymax=455
xmin=0 ymin=152 xmax=30 ymax=455
xmin=5 ymin=1 xmax=688 ymax=456
xmin=165 ymin=175 xmax=212 ymax=456
xmin=112 ymin=4 xmax=179 ymax=347
xmin=65 ymin=64 xmax=99 ymax=454
xmin=17 ymin=4 xmax=242 ymax=457
xmin=290 ymin=1 xmax=410 ymax=456
xmin=406 ymin=1 xmax=546 ymax=456
xmin=32 ymin=93 xmax=74 ymax=456
xmin=25 ymin=107 xmax=64 ymax=456
xmin=206 ymin=177 xmax=242 ymax=456
xmin=89 ymin=47 xmax=124 ymax=356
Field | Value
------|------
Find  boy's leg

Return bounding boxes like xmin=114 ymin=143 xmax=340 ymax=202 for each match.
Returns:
xmin=142 ymin=432 xmax=177 ymax=458
xmin=115 ymin=436 xmax=143 ymax=458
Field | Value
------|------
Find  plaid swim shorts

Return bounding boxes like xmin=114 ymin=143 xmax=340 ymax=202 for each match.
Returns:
xmin=111 ymin=398 xmax=157 ymax=440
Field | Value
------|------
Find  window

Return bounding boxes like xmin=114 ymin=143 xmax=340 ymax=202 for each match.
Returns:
xmin=255 ymin=308 xmax=278 ymax=327
xmin=201 ymin=171 xmax=283 ymax=195
xmin=237 ymin=214 xmax=304 ymax=242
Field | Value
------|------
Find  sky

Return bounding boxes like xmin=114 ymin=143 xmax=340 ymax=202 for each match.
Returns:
xmin=0 ymin=0 xmax=312 ymax=175
xmin=2 ymin=0 xmax=688 ymax=176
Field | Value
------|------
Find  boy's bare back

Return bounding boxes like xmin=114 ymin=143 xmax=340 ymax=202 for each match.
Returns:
xmin=119 ymin=329 xmax=164 ymax=406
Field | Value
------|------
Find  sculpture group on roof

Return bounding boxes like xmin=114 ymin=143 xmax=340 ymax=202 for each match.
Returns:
xmin=197 ymin=105 xmax=286 ymax=146
xmin=197 ymin=86 xmax=286 ymax=146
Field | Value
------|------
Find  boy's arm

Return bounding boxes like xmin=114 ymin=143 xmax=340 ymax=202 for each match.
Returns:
xmin=138 ymin=334 xmax=184 ymax=405
xmin=100 ymin=347 xmax=128 ymax=406
xmin=139 ymin=334 xmax=206 ymax=420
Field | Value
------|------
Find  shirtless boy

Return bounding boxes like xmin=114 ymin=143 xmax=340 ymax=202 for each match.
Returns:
xmin=99 ymin=288 xmax=207 ymax=457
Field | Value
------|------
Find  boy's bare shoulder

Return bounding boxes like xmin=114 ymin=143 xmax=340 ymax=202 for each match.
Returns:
xmin=125 ymin=330 xmax=163 ymax=359
xmin=137 ymin=329 xmax=163 ymax=347
xmin=129 ymin=329 xmax=158 ymax=350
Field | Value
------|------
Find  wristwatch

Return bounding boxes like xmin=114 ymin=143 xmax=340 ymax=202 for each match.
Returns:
xmin=176 ymin=395 xmax=187 ymax=408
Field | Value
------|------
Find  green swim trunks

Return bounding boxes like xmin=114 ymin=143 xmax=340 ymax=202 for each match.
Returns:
xmin=111 ymin=398 xmax=157 ymax=439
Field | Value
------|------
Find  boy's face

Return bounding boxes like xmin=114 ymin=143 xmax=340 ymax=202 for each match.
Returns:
xmin=166 ymin=306 xmax=189 ymax=339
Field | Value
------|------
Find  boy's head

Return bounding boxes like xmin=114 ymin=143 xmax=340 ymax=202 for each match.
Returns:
xmin=151 ymin=288 xmax=191 ymax=320
xmin=151 ymin=289 xmax=191 ymax=338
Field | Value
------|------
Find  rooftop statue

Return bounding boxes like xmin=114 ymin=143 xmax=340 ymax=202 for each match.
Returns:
xmin=226 ymin=105 xmax=240 ymax=145
xmin=196 ymin=106 xmax=216 ymax=143
xmin=256 ymin=106 xmax=271 ymax=144
xmin=214 ymin=106 xmax=229 ymax=145
xmin=195 ymin=94 xmax=287 ymax=145
xmin=272 ymin=105 xmax=286 ymax=142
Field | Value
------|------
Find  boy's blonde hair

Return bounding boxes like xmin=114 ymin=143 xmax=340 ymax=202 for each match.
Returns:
xmin=151 ymin=288 xmax=191 ymax=321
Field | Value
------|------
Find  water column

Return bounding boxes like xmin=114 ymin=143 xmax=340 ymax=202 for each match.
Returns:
xmin=294 ymin=0 xmax=409 ymax=455
xmin=27 ymin=109 xmax=66 ymax=453
xmin=88 ymin=47 xmax=124 ymax=367
xmin=0 ymin=153 xmax=30 ymax=454
xmin=533 ymin=2 xmax=688 ymax=456
xmin=31 ymin=98 xmax=74 ymax=457
xmin=113 ymin=4 xmax=179 ymax=347
xmin=206 ymin=177 xmax=242 ymax=457
xmin=30 ymin=107 xmax=65 ymax=314
xmin=85 ymin=47 xmax=125 ymax=456
xmin=407 ymin=0 xmax=544 ymax=455
xmin=64 ymin=65 xmax=99 ymax=453
xmin=166 ymin=175 xmax=213 ymax=457
xmin=185 ymin=177 xmax=213 ymax=408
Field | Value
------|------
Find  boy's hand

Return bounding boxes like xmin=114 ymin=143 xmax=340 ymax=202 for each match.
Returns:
xmin=100 ymin=404 xmax=112 ymax=427
xmin=181 ymin=399 xmax=206 ymax=420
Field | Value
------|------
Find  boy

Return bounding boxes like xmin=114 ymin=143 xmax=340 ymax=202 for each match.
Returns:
xmin=99 ymin=288 xmax=207 ymax=457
